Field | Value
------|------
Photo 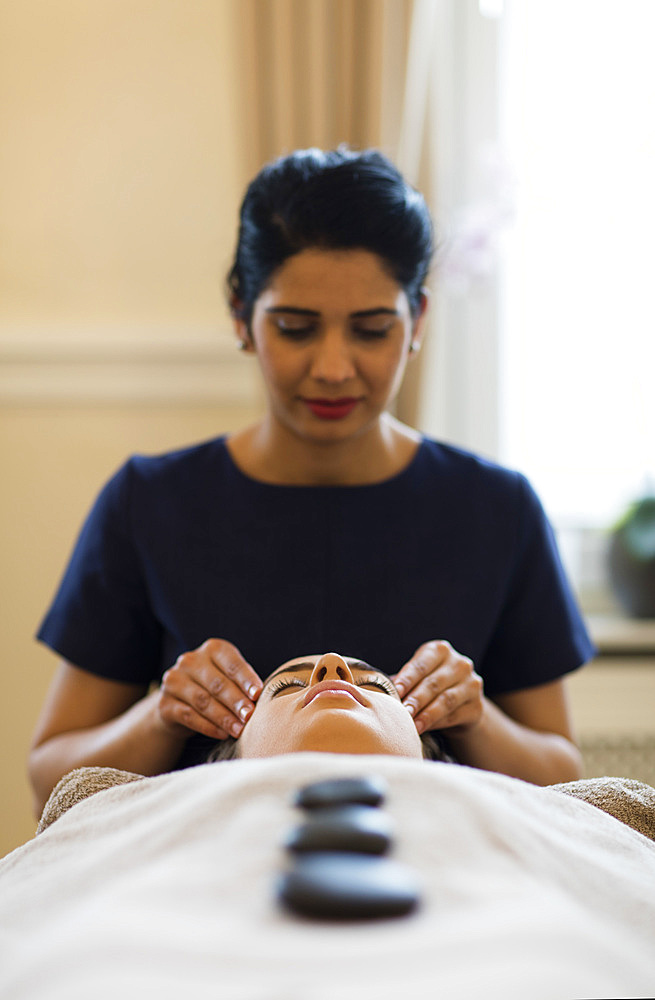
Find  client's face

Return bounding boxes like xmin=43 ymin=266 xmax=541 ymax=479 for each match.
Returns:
xmin=238 ymin=653 xmax=423 ymax=759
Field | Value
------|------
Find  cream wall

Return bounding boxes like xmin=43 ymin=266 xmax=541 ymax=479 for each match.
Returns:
xmin=0 ymin=0 xmax=248 ymax=335
xmin=0 ymin=0 xmax=408 ymax=857
xmin=0 ymin=405 xmax=261 ymax=855
xmin=0 ymin=0 xmax=263 ymax=856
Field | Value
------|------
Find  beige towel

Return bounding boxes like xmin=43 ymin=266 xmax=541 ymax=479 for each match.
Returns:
xmin=36 ymin=767 xmax=145 ymax=833
xmin=550 ymin=775 xmax=655 ymax=841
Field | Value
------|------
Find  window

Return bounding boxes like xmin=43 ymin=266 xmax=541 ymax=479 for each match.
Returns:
xmin=410 ymin=0 xmax=654 ymax=606
xmin=500 ymin=0 xmax=655 ymax=528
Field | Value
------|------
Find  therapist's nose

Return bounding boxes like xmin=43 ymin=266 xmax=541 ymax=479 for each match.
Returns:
xmin=309 ymin=332 xmax=356 ymax=384
xmin=309 ymin=653 xmax=355 ymax=685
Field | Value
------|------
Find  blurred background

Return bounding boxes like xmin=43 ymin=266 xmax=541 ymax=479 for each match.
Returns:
xmin=1 ymin=0 xmax=654 ymax=856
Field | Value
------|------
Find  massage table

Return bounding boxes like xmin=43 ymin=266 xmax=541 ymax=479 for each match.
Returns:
xmin=1 ymin=755 xmax=654 ymax=999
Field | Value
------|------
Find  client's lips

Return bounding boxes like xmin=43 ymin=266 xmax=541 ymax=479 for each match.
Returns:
xmin=302 ymin=397 xmax=361 ymax=420
xmin=302 ymin=680 xmax=367 ymax=708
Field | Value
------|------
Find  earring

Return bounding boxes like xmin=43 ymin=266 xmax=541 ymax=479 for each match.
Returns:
xmin=237 ymin=339 xmax=249 ymax=351
xmin=409 ymin=341 xmax=421 ymax=354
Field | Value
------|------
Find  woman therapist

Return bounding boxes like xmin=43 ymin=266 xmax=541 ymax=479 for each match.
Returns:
xmin=29 ymin=148 xmax=594 ymax=814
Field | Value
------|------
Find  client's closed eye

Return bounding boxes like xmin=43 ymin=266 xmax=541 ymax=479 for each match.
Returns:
xmin=266 ymin=670 xmax=397 ymax=699
xmin=357 ymin=676 xmax=397 ymax=696
xmin=268 ymin=677 xmax=308 ymax=697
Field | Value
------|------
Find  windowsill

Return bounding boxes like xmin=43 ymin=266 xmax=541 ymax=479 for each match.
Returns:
xmin=585 ymin=613 xmax=655 ymax=656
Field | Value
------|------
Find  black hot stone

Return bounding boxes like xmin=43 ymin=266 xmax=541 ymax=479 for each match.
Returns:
xmin=285 ymin=804 xmax=393 ymax=855
xmin=278 ymin=852 xmax=420 ymax=920
xmin=294 ymin=776 xmax=387 ymax=810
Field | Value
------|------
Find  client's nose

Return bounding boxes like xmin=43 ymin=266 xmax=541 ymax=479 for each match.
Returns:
xmin=309 ymin=653 xmax=355 ymax=685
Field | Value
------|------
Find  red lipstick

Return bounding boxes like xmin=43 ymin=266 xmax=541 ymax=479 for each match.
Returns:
xmin=302 ymin=397 xmax=360 ymax=420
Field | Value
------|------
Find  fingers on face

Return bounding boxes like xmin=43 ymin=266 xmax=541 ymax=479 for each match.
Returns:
xmin=160 ymin=693 xmax=234 ymax=741
xmin=398 ymin=641 xmax=462 ymax=707
xmin=396 ymin=643 xmax=480 ymax=733
xmin=162 ymin=642 xmax=260 ymax=739
xmin=414 ymin=672 xmax=483 ymax=733
xmin=201 ymin=639 xmax=263 ymax=700
xmin=162 ymin=670 xmax=243 ymax=739
xmin=395 ymin=640 xmax=454 ymax=697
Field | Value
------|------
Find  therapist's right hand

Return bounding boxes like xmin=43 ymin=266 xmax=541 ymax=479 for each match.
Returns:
xmin=158 ymin=639 xmax=263 ymax=741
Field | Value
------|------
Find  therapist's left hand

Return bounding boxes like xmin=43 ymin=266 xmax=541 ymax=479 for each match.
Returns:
xmin=392 ymin=640 xmax=484 ymax=735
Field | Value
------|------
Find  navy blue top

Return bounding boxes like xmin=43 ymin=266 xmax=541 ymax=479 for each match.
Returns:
xmin=38 ymin=438 xmax=593 ymax=764
xmin=37 ymin=436 xmax=594 ymax=764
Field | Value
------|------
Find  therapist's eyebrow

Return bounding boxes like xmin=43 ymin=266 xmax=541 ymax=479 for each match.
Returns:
xmin=350 ymin=308 xmax=399 ymax=319
xmin=265 ymin=307 xmax=399 ymax=319
xmin=262 ymin=659 xmax=387 ymax=689
xmin=265 ymin=306 xmax=319 ymax=317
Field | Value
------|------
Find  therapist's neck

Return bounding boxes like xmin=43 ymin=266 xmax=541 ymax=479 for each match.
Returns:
xmin=235 ymin=414 xmax=419 ymax=487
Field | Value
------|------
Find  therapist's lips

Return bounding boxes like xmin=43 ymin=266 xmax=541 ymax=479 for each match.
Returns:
xmin=301 ymin=397 xmax=361 ymax=420
xmin=302 ymin=680 xmax=368 ymax=708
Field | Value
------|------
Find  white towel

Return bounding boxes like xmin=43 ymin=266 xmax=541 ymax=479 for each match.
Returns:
xmin=2 ymin=754 xmax=655 ymax=1000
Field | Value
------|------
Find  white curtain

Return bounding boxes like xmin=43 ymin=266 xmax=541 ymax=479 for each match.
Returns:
xmin=394 ymin=0 xmax=505 ymax=454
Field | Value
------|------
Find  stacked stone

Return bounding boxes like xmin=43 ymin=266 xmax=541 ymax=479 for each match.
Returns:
xmin=277 ymin=776 xmax=421 ymax=920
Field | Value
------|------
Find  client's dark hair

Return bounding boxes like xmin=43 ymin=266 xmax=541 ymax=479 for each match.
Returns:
xmin=207 ymin=731 xmax=455 ymax=764
xmin=227 ymin=146 xmax=434 ymax=324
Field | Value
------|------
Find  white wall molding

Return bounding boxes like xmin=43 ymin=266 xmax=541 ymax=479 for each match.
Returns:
xmin=0 ymin=331 xmax=259 ymax=405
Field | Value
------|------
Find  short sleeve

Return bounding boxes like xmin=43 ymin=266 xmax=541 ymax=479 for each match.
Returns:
xmin=480 ymin=474 xmax=596 ymax=695
xmin=37 ymin=461 xmax=162 ymax=684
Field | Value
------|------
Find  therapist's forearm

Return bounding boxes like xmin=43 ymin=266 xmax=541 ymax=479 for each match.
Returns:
xmin=28 ymin=691 xmax=187 ymax=817
xmin=444 ymin=696 xmax=584 ymax=785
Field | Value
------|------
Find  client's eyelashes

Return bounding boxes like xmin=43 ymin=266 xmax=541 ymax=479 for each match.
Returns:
xmin=267 ymin=673 xmax=397 ymax=698
xmin=268 ymin=677 xmax=308 ymax=697
xmin=357 ymin=676 xmax=397 ymax=696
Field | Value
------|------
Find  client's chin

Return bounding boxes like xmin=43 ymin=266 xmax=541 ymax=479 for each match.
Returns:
xmin=278 ymin=712 xmax=423 ymax=759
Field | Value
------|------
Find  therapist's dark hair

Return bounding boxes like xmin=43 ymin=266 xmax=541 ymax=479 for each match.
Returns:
xmin=206 ymin=730 xmax=454 ymax=764
xmin=227 ymin=146 xmax=434 ymax=324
